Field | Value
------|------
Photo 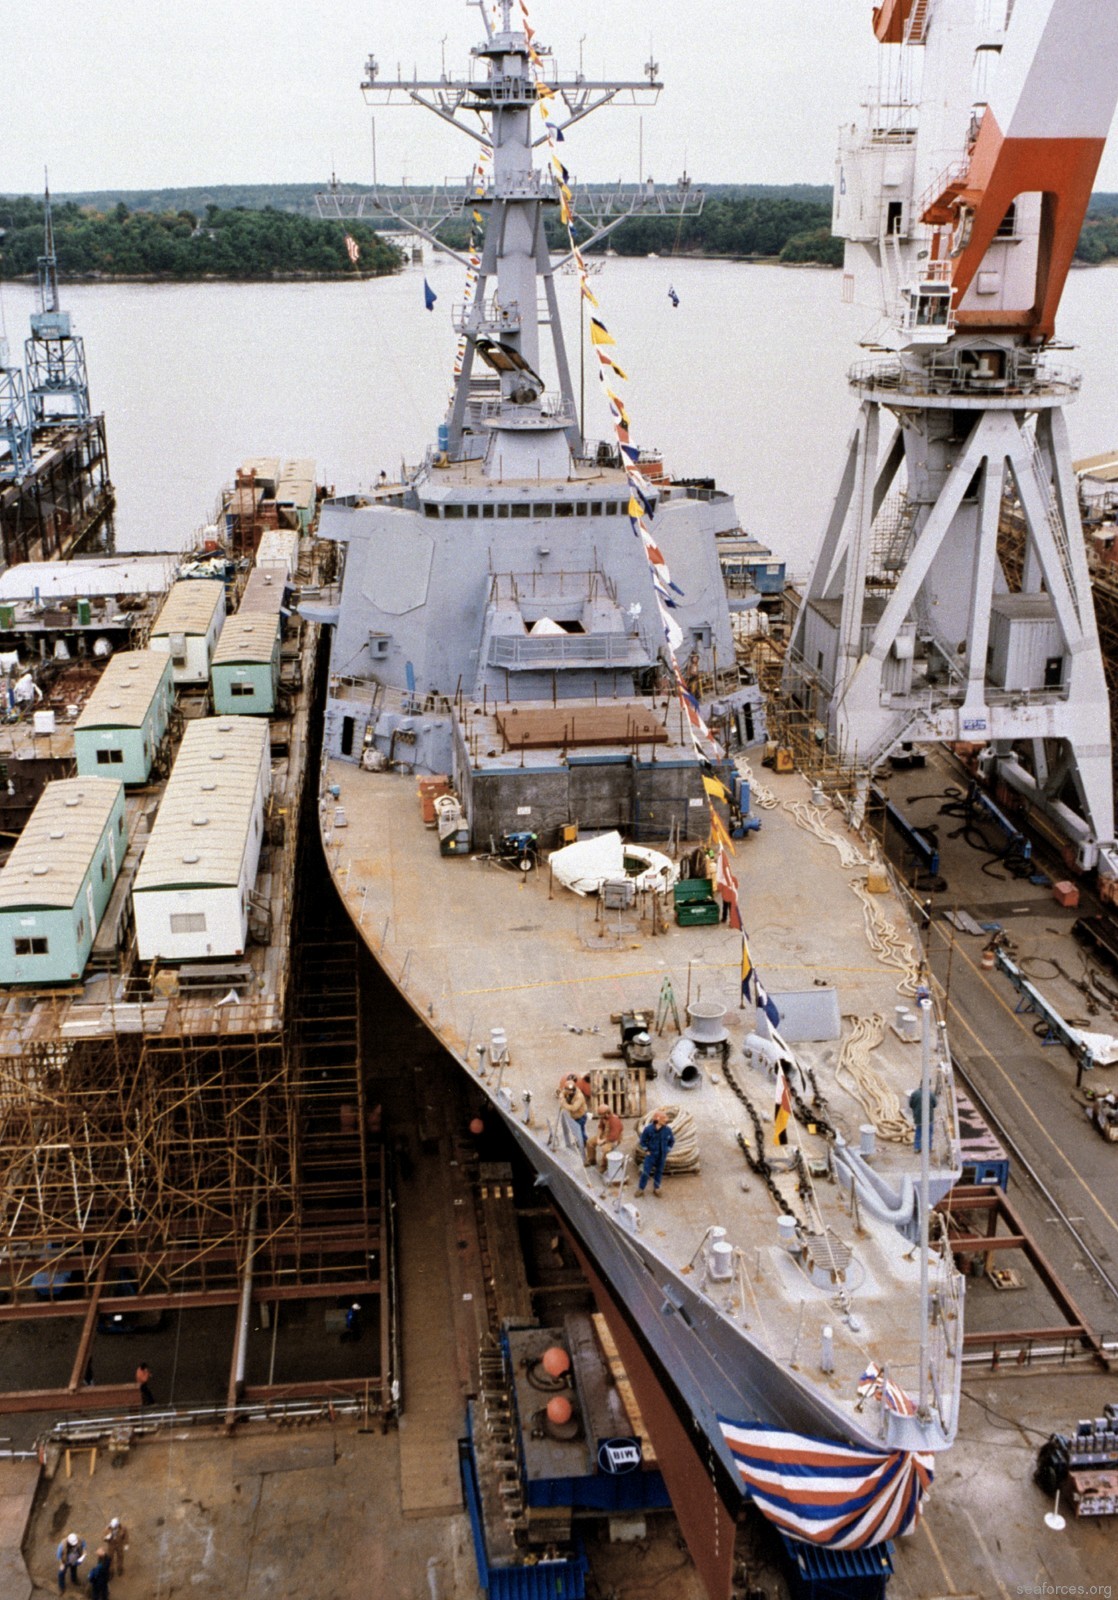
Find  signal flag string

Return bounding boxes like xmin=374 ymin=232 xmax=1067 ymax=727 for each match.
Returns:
xmin=516 ymin=2 xmax=778 ymax=1011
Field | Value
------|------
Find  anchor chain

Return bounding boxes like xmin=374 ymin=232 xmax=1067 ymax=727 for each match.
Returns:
xmin=724 ymin=1059 xmax=805 ymax=1224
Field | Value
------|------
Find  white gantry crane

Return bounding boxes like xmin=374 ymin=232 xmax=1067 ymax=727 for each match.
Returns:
xmin=789 ymin=0 xmax=1118 ymax=881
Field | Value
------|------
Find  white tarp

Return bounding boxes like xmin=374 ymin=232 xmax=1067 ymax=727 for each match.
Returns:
xmin=1071 ymin=1029 xmax=1118 ymax=1068
xmin=548 ymin=831 xmax=678 ymax=897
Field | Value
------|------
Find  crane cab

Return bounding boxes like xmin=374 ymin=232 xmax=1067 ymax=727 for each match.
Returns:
xmin=901 ymin=280 xmax=955 ymax=345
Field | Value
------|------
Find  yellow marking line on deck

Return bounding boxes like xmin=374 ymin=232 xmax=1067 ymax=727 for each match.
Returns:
xmin=933 ymin=938 xmax=1118 ymax=1238
xmin=459 ymin=962 xmax=894 ymax=997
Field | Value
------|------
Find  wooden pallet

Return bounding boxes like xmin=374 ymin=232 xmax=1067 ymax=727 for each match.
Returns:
xmin=589 ymin=1065 xmax=646 ymax=1121
xmin=590 ymin=1312 xmax=656 ymax=1463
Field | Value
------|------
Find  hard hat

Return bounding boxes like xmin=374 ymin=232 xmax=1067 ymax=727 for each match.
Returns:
xmin=109 ymin=1519 xmax=120 ymax=1529
xmin=67 ymin=1534 xmax=80 ymax=1546
xmin=351 ymin=1302 xmax=361 ymax=1311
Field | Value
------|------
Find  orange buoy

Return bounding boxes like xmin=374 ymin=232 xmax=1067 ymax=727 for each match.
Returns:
xmin=546 ymin=1395 xmax=573 ymax=1425
xmin=541 ymin=1345 xmax=570 ymax=1377
xmin=469 ymin=1117 xmax=485 ymax=1136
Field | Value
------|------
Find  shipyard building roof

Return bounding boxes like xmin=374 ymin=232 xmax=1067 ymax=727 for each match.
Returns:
xmin=255 ymin=530 xmax=299 ymax=575
xmin=1075 ymin=451 xmax=1118 ymax=482
xmin=0 ymin=778 xmax=123 ymax=910
xmin=0 ymin=555 xmax=177 ymax=603
xmin=238 ymin=457 xmax=281 ymax=494
xmin=134 ymin=717 xmax=268 ymax=892
xmin=239 ymin=568 xmax=286 ymax=616
xmin=212 ymin=615 xmax=278 ymax=666
xmin=75 ymin=651 xmax=172 ymax=731
xmin=151 ymin=579 xmax=225 ymax=637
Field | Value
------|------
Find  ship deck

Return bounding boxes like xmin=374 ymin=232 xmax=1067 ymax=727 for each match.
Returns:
xmin=322 ymin=752 xmax=963 ymax=1447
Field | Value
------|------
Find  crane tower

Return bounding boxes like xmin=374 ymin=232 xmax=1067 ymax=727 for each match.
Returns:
xmin=789 ymin=0 xmax=1118 ymax=880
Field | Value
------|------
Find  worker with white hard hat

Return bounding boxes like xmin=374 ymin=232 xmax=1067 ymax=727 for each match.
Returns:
xmin=56 ymin=1532 xmax=87 ymax=1591
xmin=103 ymin=1515 xmax=130 ymax=1576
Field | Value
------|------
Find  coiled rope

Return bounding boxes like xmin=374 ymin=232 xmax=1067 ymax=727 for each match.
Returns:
xmin=782 ymin=799 xmax=870 ymax=869
xmin=735 ymin=758 xmax=778 ymax=811
xmin=834 ymin=1014 xmax=913 ymax=1143
xmin=851 ymin=880 xmax=922 ymax=996
xmin=654 ymin=1104 xmax=701 ymax=1173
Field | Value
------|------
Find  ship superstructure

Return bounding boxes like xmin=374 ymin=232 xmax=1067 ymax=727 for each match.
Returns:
xmin=789 ymin=0 xmax=1118 ymax=883
xmin=314 ymin=7 xmax=965 ymax=1596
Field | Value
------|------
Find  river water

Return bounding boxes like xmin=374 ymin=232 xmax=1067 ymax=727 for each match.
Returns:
xmin=3 ymin=256 xmax=1118 ymax=576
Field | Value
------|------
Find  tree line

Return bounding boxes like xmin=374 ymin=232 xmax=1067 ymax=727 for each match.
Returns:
xmin=4 ymin=188 xmax=1118 ymax=277
xmin=0 ymin=197 xmax=401 ymax=280
xmin=587 ymin=196 xmax=844 ymax=264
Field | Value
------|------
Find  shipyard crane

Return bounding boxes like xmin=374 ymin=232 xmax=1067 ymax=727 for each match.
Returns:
xmin=789 ymin=0 xmax=1118 ymax=884
xmin=24 ymin=179 xmax=90 ymax=425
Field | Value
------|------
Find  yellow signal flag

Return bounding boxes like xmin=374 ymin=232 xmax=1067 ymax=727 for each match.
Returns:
xmin=773 ymin=1066 xmax=792 ymax=1146
xmin=702 ymin=774 xmax=732 ymax=805
xmin=588 ymin=318 xmax=615 ymax=347
xmin=708 ymin=809 xmax=735 ymax=853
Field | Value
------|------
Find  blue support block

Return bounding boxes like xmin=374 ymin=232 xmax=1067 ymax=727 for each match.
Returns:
xmin=779 ymin=1532 xmax=894 ymax=1599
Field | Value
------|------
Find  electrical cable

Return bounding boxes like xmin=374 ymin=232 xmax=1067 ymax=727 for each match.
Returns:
xmin=960 ymin=1387 xmax=1053 ymax=1441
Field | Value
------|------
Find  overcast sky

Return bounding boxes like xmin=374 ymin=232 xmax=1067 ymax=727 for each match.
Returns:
xmin=3 ymin=0 xmax=1118 ymax=197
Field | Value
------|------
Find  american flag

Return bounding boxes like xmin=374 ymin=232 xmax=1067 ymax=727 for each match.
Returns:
xmin=717 ymin=1419 xmax=934 ymax=1549
xmin=344 ymin=234 xmax=360 ymax=265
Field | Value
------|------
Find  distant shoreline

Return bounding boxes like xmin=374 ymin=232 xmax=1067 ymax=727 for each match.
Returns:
xmin=0 ymin=256 xmax=837 ymax=284
xmin=0 ymin=269 xmax=396 ymax=285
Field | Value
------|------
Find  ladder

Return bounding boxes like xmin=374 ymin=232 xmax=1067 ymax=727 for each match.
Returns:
xmin=654 ymin=976 xmax=682 ymax=1036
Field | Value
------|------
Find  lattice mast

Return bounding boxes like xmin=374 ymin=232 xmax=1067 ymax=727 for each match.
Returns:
xmin=317 ymin=0 xmax=700 ymax=459
xmin=790 ymin=0 xmax=1118 ymax=878
xmin=24 ymin=178 xmax=91 ymax=425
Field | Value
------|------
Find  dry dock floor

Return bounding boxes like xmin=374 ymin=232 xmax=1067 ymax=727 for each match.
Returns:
xmin=15 ymin=1370 xmax=1118 ymax=1598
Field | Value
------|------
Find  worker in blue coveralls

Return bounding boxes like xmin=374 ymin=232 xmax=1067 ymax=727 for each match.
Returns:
xmin=87 ymin=1546 xmax=111 ymax=1600
xmin=908 ymin=1085 xmax=938 ymax=1153
xmin=637 ymin=1108 xmax=675 ymax=1197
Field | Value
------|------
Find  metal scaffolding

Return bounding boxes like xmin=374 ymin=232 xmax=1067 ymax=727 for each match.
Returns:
xmin=0 ymin=414 xmax=115 ymax=568
xmin=0 ymin=589 xmax=394 ymax=1418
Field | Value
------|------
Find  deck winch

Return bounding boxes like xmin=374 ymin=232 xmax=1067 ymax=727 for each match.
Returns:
xmin=683 ymin=1002 xmax=730 ymax=1066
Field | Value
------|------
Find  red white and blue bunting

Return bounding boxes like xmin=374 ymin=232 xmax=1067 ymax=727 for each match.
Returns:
xmin=718 ymin=1418 xmax=934 ymax=1550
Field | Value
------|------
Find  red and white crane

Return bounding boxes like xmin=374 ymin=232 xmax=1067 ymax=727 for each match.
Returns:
xmin=791 ymin=0 xmax=1118 ymax=881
